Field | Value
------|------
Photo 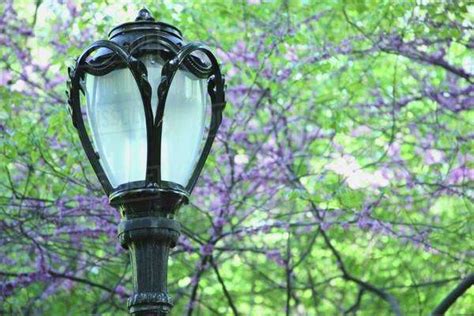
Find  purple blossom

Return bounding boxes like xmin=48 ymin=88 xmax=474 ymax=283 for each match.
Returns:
xmin=266 ymin=249 xmax=285 ymax=266
xmin=351 ymin=125 xmax=372 ymax=137
xmin=387 ymin=142 xmax=401 ymax=158
xmin=66 ymin=0 xmax=79 ymax=18
xmin=431 ymin=48 xmax=446 ymax=60
xmin=320 ymin=221 xmax=332 ymax=231
xmin=200 ymin=243 xmax=214 ymax=256
xmin=0 ymin=70 xmax=12 ymax=85
xmin=46 ymin=75 xmax=66 ymax=90
xmin=277 ymin=68 xmax=292 ymax=81
xmin=18 ymin=26 xmax=33 ymax=37
xmin=41 ymin=283 xmax=59 ymax=299
xmin=61 ymin=279 xmax=74 ymax=291
xmin=340 ymin=222 xmax=350 ymax=230
xmin=448 ymin=166 xmax=474 ymax=184
xmin=260 ymin=224 xmax=271 ymax=234
xmin=115 ymin=285 xmax=129 ymax=299
xmin=213 ymin=216 xmax=226 ymax=228
xmin=262 ymin=65 xmax=273 ymax=79
xmin=337 ymin=39 xmax=352 ymax=54
xmin=284 ymin=46 xmax=298 ymax=62
xmin=220 ymin=40 xmax=260 ymax=69
xmin=423 ymin=149 xmax=445 ymax=165
xmin=178 ymin=236 xmax=194 ymax=253
xmin=216 ymin=48 xmax=230 ymax=63
xmin=226 ymin=66 xmax=239 ymax=78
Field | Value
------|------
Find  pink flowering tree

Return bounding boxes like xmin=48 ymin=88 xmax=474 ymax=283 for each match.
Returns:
xmin=1 ymin=1 xmax=472 ymax=315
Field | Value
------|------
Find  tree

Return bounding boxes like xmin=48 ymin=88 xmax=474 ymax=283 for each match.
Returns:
xmin=1 ymin=0 xmax=472 ymax=315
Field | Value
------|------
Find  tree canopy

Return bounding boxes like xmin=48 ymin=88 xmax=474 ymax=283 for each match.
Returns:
xmin=1 ymin=0 xmax=473 ymax=315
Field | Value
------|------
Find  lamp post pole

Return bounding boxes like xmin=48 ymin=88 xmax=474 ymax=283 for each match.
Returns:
xmin=116 ymin=195 xmax=181 ymax=315
xmin=66 ymin=8 xmax=225 ymax=315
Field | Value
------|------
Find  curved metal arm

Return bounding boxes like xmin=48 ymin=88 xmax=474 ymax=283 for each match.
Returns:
xmin=153 ymin=42 xmax=225 ymax=193
xmin=67 ymin=40 xmax=154 ymax=195
xmin=156 ymin=43 xmax=224 ymax=124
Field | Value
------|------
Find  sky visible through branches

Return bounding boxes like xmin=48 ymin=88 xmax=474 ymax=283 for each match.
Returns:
xmin=0 ymin=0 xmax=473 ymax=315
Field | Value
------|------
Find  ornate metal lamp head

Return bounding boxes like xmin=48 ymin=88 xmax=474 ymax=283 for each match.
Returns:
xmin=67 ymin=7 xmax=225 ymax=213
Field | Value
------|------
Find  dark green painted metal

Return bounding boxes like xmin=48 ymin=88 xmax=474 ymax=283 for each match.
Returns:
xmin=118 ymin=214 xmax=180 ymax=314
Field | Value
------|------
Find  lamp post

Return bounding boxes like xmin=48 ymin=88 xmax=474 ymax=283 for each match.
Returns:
xmin=66 ymin=8 xmax=225 ymax=315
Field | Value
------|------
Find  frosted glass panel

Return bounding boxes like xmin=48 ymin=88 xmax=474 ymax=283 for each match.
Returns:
xmin=144 ymin=56 xmax=208 ymax=186
xmin=85 ymin=70 xmax=146 ymax=188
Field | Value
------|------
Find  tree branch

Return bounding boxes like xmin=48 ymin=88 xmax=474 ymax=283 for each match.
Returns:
xmin=319 ymin=230 xmax=402 ymax=316
xmin=47 ymin=270 xmax=118 ymax=294
xmin=432 ymin=274 xmax=474 ymax=315
xmin=210 ymin=257 xmax=239 ymax=316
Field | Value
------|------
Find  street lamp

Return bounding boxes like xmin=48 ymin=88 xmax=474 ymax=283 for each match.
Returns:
xmin=66 ymin=8 xmax=225 ymax=315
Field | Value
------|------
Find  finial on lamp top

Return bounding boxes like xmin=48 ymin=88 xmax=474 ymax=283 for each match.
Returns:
xmin=136 ymin=7 xmax=155 ymax=21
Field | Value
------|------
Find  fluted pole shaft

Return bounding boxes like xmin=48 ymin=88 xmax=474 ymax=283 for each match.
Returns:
xmin=118 ymin=216 xmax=181 ymax=315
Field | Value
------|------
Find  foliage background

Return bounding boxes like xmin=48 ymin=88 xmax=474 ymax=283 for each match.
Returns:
xmin=0 ymin=0 xmax=473 ymax=315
